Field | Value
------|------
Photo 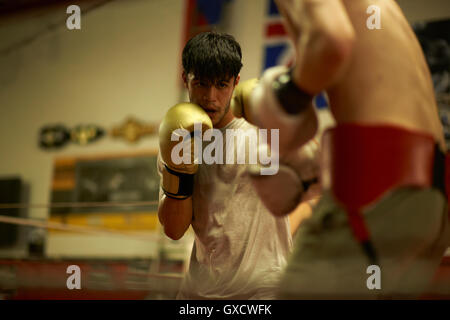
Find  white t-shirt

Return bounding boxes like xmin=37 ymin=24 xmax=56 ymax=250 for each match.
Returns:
xmin=173 ymin=118 xmax=292 ymax=299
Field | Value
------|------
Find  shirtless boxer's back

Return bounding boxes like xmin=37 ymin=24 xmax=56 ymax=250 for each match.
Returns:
xmin=330 ymin=0 xmax=446 ymax=152
xmin=242 ymin=0 xmax=450 ymax=298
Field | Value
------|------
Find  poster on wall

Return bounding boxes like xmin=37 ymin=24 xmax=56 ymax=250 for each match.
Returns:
xmin=414 ymin=19 xmax=450 ymax=148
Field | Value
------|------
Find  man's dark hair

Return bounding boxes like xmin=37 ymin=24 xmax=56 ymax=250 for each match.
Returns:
xmin=182 ymin=31 xmax=243 ymax=83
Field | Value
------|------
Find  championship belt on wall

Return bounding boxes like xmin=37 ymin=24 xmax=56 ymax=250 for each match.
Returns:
xmin=110 ymin=117 xmax=157 ymax=144
xmin=39 ymin=125 xmax=71 ymax=149
xmin=39 ymin=117 xmax=158 ymax=150
xmin=39 ymin=124 xmax=105 ymax=149
xmin=71 ymin=125 xmax=105 ymax=145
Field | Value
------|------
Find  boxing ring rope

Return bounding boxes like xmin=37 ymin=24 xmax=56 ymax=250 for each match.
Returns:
xmin=0 ymin=197 xmax=321 ymax=251
xmin=0 ymin=201 xmax=161 ymax=241
xmin=0 ymin=214 xmax=160 ymax=242
xmin=0 ymin=200 xmax=159 ymax=210
xmin=0 ymin=197 xmax=321 ymax=260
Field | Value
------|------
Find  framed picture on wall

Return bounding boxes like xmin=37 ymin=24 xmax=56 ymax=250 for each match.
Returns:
xmin=73 ymin=155 xmax=159 ymax=213
xmin=49 ymin=151 xmax=160 ymax=231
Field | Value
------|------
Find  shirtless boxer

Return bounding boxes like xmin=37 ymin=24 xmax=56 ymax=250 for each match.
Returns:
xmin=234 ymin=0 xmax=450 ymax=298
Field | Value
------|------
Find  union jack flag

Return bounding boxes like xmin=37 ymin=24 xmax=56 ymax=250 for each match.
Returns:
xmin=263 ymin=0 xmax=294 ymax=70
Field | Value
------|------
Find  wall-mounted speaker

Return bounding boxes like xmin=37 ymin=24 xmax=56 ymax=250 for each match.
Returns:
xmin=0 ymin=177 xmax=22 ymax=247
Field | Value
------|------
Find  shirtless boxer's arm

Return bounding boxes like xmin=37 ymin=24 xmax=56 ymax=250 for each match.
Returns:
xmin=288 ymin=196 xmax=320 ymax=236
xmin=276 ymin=0 xmax=355 ymax=94
xmin=243 ymin=0 xmax=354 ymax=153
xmin=289 ymin=202 xmax=310 ymax=236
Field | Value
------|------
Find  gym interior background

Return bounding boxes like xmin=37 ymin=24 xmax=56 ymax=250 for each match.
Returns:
xmin=0 ymin=0 xmax=449 ymax=299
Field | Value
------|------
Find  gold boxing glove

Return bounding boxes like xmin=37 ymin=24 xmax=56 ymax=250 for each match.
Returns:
xmin=159 ymin=103 xmax=213 ymax=199
xmin=230 ymin=78 xmax=259 ymax=124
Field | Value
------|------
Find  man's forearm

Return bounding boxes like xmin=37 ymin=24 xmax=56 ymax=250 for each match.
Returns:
xmin=278 ymin=0 xmax=355 ymax=94
xmin=288 ymin=201 xmax=312 ymax=236
xmin=158 ymin=195 xmax=193 ymax=240
xmin=288 ymin=190 xmax=321 ymax=236
xmin=295 ymin=26 xmax=354 ymax=93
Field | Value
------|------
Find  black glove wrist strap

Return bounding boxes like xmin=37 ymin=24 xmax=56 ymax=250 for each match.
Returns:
xmin=272 ymin=70 xmax=314 ymax=115
xmin=301 ymin=177 xmax=319 ymax=192
xmin=163 ymin=165 xmax=194 ymax=199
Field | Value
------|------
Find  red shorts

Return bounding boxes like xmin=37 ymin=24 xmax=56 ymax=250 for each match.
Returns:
xmin=321 ymin=124 xmax=449 ymax=259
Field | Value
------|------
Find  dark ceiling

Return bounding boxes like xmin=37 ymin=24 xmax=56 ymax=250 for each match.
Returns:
xmin=0 ymin=0 xmax=56 ymax=13
xmin=0 ymin=0 xmax=96 ymax=16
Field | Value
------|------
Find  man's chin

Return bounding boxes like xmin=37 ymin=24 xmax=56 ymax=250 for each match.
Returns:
xmin=206 ymin=110 xmax=226 ymax=127
xmin=208 ymin=113 xmax=219 ymax=126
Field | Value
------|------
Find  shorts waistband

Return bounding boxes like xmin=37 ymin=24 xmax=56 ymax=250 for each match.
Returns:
xmin=321 ymin=123 xmax=448 ymax=212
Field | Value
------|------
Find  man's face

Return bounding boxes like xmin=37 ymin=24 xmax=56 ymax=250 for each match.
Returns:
xmin=183 ymin=72 xmax=240 ymax=128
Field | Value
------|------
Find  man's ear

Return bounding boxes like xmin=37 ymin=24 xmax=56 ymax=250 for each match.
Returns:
xmin=234 ymin=74 xmax=241 ymax=87
xmin=182 ymin=71 xmax=188 ymax=88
